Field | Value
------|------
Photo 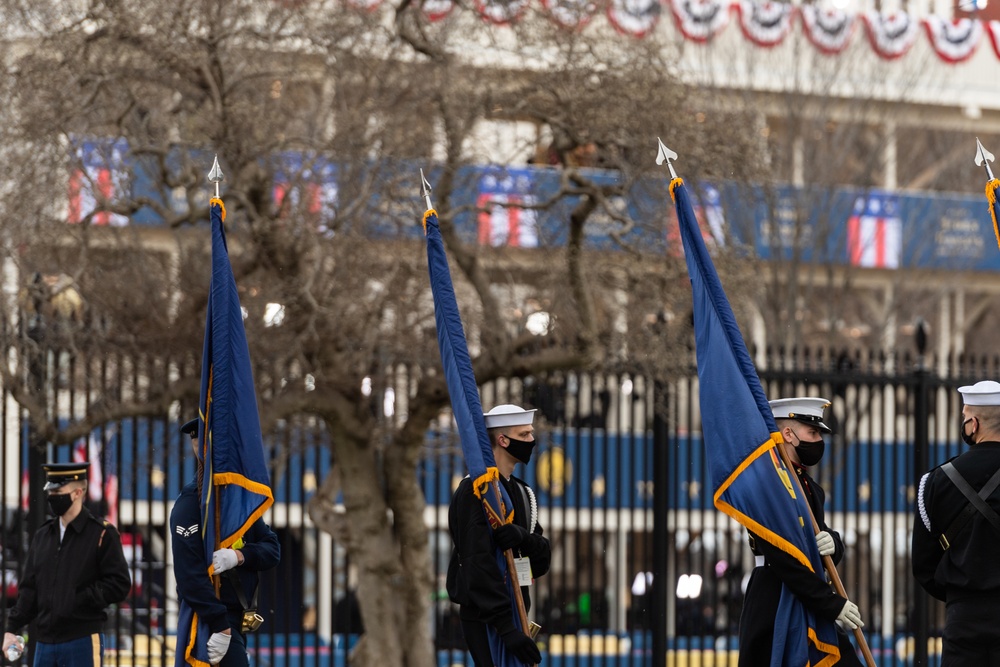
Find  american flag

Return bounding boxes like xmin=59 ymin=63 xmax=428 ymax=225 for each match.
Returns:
xmin=67 ymin=142 xmax=129 ymax=227
xmin=72 ymin=429 xmax=119 ymax=525
xmin=847 ymin=194 xmax=901 ymax=268
xmin=477 ymin=171 xmax=539 ymax=248
xmin=273 ymin=178 xmax=338 ymax=237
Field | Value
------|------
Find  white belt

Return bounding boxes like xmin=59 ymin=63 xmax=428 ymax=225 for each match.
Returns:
xmin=755 ymin=555 xmax=766 ymax=567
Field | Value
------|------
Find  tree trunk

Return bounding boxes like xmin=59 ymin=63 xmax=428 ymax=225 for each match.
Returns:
xmin=309 ymin=426 xmax=436 ymax=667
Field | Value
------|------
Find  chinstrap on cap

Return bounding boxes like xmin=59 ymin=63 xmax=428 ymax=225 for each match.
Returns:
xmin=181 ymin=419 xmax=199 ymax=440
xmin=43 ymin=462 xmax=90 ymax=491
xmin=483 ymin=404 xmax=537 ymax=429
xmin=769 ymin=397 xmax=832 ymax=434
xmin=958 ymin=380 xmax=1000 ymax=406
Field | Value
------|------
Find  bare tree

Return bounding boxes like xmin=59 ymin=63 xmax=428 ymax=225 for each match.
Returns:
xmin=0 ymin=1 xmax=764 ymax=665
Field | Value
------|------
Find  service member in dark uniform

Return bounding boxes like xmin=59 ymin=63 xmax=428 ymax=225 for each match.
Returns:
xmin=738 ymin=398 xmax=864 ymax=666
xmin=448 ymin=405 xmax=551 ymax=666
xmin=913 ymin=380 xmax=1000 ymax=665
xmin=170 ymin=419 xmax=280 ymax=667
xmin=2 ymin=462 xmax=131 ymax=667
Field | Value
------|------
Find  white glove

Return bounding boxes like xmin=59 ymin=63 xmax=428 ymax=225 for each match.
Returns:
xmin=815 ymin=531 xmax=835 ymax=556
xmin=212 ymin=548 xmax=239 ymax=574
xmin=836 ymin=600 xmax=863 ymax=630
xmin=206 ymin=631 xmax=232 ymax=664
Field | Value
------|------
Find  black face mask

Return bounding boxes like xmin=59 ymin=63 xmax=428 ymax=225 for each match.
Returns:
xmin=961 ymin=418 xmax=977 ymax=447
xmin=504 ymin=436 xmax=536 ymax=464
xmin=794 ymin=438 xmax=826 ymax=467
xmin=46 ymin=492 xmax=74 ymax=517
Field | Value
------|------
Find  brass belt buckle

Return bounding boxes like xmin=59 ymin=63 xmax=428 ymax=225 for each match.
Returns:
xmin=938 ymin=534 xmax=950 ymax=550
xmin=241 ymin=610 xmax=264 ymax=633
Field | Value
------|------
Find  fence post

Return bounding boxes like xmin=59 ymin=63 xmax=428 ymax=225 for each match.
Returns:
xmin=25 ymin=298 xmax=48 ymax=539
xmin=652 ymin=381 xmax=669 ymax=667
xmin=912 ymin=319 xmax=930 ymax=666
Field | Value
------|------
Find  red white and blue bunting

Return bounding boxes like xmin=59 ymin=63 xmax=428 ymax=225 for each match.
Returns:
xmin=608 ymin=0 xmax=661 ymax=37
xmin=863 ymin=10 xmax=920 ymax=60
xmin=736 ymin=0 xmax=794 ymax=47
xmin=420 ymin=0 xmax=456 ymax=21
xmin=346 ymin=0 xmax=382 ymax=11
xmin=924 ymin=16 xmax=982 ymax=63
xmin=989 ymin=20 xmax=1000 ymax=60
xmin=542 ymin=0 xmax=598 ymax=30
xmin=669 ymin=0 xmax=730 ymax=42
xmin=800 ymin=5 xmax=856 ymax=55
xmin=475 ymin=0 xmax=531 ymax=25
xmin=398 ymin=0 xmax=1000 ymax=65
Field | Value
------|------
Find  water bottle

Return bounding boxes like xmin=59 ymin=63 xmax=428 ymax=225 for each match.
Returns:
xmin=5 ymin=636 xmax=24 ymax=662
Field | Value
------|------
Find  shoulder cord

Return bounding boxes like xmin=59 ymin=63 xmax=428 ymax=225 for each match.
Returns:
xmin=918 ymin=471 xmax=932 ymax=533
xmin=526 ymin=484 xmax=538 ymax=534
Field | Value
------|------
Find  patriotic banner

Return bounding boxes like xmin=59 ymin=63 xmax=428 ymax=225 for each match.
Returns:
xmin=273 ymin=158 xmax=339 ymax=238
xmin=68 ymin=140 xmax=130 ymax=226
xmin=608 ymin=0 xmax=662 ymax=37
xmin=671 ymin=176 xmax=841 ymax=666
xmin=987 ymin=20 xmax=1000 ymax=59
xmin=475 ymin=0 xmax=531 ymax=25
xmin=669 ymin=0 xmax=730 ymax=42
xmin=420 ymin=0 xmax=456 ymax=21
xmin=924 ymin=16 xmax=982 ymax=64
xmin=543 ymin=0 xmax=598 ymax=31
xmin=863 ymin=10 xmax=919 ymax=60
xmin=800 ymin=5 xmax=856 ymax=55
xmin=478 ymin=171 xmax=540 ymax=248
xmin=72 ymin=428 xmax=120 ymax=526
xmin=847 ymin=194 xmax=902 ymax=268
xmin=736 ymin=0 xmax=794 ymax=47
xmin=346 ymin=0 xmax=382 ymax=11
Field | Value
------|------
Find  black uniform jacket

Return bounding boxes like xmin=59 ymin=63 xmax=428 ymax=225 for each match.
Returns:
xmin=745 ymin=464 xmax=849 ymax=622
xmin=169 ymin=482 xmax=281 ymax=634
xmin=912 ymin=441 xmax=1000 ymax=602
xmin=7 ymin=506 xmax=131 ymax=643
xmin=447 ymin=474 xmax=551 ymax=636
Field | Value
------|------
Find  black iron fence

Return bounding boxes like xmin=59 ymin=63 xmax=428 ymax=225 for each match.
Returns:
xmin=1 ymin=346 xmax=995 ymax=666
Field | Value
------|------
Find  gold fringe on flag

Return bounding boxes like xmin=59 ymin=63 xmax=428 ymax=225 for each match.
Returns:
xmin=473 ymin=467 xmax=499 ymax=499
xmin=210 ymin=197 xmax=227 ymax=222
xmin=988 ymin=179 xmax=999 ymax=251
xmin=669 ymin=178 xmax=684 ymax=203
xmin=422 ymin=208 xmax=437 ymax=235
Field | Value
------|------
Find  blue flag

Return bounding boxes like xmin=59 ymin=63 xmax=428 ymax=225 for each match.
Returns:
xmin=671 ymin=179 xmax=840 ymax=666
xmin=177 ymin=198 xmax=274 ymax=667
xmin=988 ymin=177 xmax=999 ymax=251
xmin=422 ymin=208 xmax=527 ymax=667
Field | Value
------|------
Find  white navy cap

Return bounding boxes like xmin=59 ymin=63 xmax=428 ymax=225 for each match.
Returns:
xmin=483 ymin=404 xmax=537 ymax=429
xmin=769 ymin=397 xmax=832 ymax=433
xmin=958 ymin=380 xmax=1000 ymax=406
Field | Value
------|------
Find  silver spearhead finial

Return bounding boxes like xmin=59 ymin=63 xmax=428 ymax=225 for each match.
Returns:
xmin=655 ymin=138 xmax=679 ymax=180
xmin=208 ymin=155 xmax=224 ymax=198
xmin=975 ymin=137 xmax=995 ymax=182
xmin=420 ymin=168 xmax=434 ymax=211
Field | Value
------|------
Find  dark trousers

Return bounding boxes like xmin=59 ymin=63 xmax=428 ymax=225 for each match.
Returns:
xmin=218 ymin=611 xmax=249 ymax=667
xmin=33 ymin=634 xmax=103 ymax=667
xmin=460 ymin=619 xmax=494 ymax=667
xmin=943 ymin=601 xmax=1000 ymax=666
xmin=739 ymin=566 xmax=862 ymax=666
